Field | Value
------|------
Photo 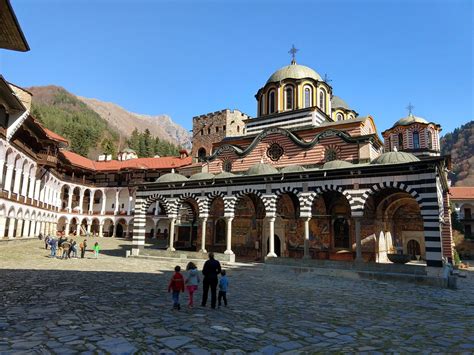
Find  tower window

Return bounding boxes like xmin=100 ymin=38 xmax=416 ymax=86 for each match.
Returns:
xmin=268 ymin=90 xmax=276 ymax=114
xmin=285 ymin=86 xmax=294 ymax=110
xmin=237 ymin=126 xmax=240 ymax=133
xmin=197 ymin=148 xmax=206 ymax=162
xmin=207 ymin=128 xmax=211 ymax=135
xmin=427 ymin=131 xmax=433 ymax=149
xmin=304 ymin=86 xmax=312 ymax=108
xmin=200 ymin=129 xmax=203 ymax=136
xmin=223 ymin=125 xmax=226 ymax=131
xmin=398 ymin=133 xmax=404 ymax=149
xmin=336 ymin=113 xmax=343 ymax=121
xmin=319 ymin=90 xmax=326 ymax=111
xmin=216 ymin=127 xmax=219 ymax=133
xmin=413 ymin=131 xmax=420 ymax=149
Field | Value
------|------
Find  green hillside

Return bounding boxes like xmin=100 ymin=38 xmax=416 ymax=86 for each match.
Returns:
xmin=29 ymin=86 xmax=181 ymax=159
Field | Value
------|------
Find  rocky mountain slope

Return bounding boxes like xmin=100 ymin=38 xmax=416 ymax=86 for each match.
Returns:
xmin=441 ymin=120 xmax=474 ymax=186
xmin=78 ymin=96 xmax=191 ymax=149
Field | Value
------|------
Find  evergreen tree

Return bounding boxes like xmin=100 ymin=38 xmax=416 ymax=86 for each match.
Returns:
xmin=143 ymin=129 xmax=153 ymax=157
xmin=101 ymin=137 xmax=117 ymax=158
xmin=128 ymin=129 xmax=141 ymax=152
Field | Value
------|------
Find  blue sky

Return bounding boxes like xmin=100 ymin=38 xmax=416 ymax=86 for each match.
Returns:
xmin=1 ymin=0 xmax=472 ymax=134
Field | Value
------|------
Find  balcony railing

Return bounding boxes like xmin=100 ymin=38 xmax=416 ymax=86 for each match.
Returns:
xmin=37 ymin=152 xmax=58 ymax=167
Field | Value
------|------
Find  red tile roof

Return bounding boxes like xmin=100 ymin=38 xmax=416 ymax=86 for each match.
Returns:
xmin=60 ymin=150 xmax=192 ymax=172
xmin=42 ymin=127 xmax=69 ymax=144
xmin=450 ymin=187 xmax=474 ymax=200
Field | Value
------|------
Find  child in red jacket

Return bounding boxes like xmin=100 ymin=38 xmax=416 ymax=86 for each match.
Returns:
xmin=168 ymin=265 xmax=185 ymax=310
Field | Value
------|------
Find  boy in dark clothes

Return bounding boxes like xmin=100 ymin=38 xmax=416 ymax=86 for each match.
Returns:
xmin=201 ymin=252 xmax=221 ymax=309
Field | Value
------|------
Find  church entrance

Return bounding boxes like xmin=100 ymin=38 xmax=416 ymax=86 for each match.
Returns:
xmin=407 ymin=239 xmax=421 ymax=260
xmin=334 ymin=218 xmax=349 ymax=248
xmin=116 ymin=223 xmax=124 ymax=238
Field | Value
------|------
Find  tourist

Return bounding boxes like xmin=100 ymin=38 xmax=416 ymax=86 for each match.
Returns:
xmin=93 ymin=242 xmax=100 ymax=259
xmin=201 ymin=252 xmax=221 ymax=309
xmin=44 ymin=234 xmax=49 ymax=250
xmin=79 ymin=239 xmax=87 ymax=259
xmin=68 ymin=239 xmax=77 ymax=258
xmin=218 ymin=270 xmax=228 ymax=308
xmin=168 ymin=265 xmax=185 ymax=310
xmin=61 ymin=240 xmax=71 ymax=259
xmin=49 ymin=237 xmax=57 ymax=258
xmin=185 ymin=261 xmax=200 ymax=308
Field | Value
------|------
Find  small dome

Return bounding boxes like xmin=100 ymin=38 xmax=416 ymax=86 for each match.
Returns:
xmin=393 ymin=113 xmax=429 ymax=127
xmin=281 ymin=165 xmax=306 ymax=173
xmin=247 ymin=162 xmax=279 ymax=176
xmin=215 ymin=171 xmax=236 ymax=179
xmin=156 ymin=172 xmax=188 ymax=183
xmin=266 ymin=63 xmax=322 ymax=84
xmin=331 ymin=96 xmax=351 ymax=110
xmin=371 ymin=151 xmax=420 ymax=165
xmin=121 ymin=148 xmax=136 ymax=153
xmin=323 ymin=160 xmax=353 ymax=169
xmin=189 ymin=172 xmax=215 ymax=180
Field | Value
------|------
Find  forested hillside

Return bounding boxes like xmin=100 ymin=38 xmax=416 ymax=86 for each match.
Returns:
xmin=28 ymin=86 xmax=183 ymax=159
xmin=441 ymin=120 xmax=474 ymax=186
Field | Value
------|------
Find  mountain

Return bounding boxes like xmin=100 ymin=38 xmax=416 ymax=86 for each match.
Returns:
xmin=28 ymin=85 xmax=191 ymax=159
xmin=78 ymin=96 xmax=191 ymax=149
xmin=441 ymin=121 xmax=474 ymax=186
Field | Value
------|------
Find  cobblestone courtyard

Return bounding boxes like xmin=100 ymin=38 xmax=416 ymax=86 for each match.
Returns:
xmin=1 ymin=238 xmax=473 ymax=354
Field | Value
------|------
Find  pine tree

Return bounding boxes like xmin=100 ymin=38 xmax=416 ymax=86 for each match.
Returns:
xmin=143 ymin=129 xmax=153 ymax=157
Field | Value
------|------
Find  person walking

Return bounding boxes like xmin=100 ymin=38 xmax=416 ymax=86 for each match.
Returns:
xmin=49 ymin=236 xmax=57 ymax=258
xmin=44 ymin=234 xmax=49 ymax=250
xmin=168 ymin=265 xmax=185 ymax=310
xmin=93 ymin=242 xmax=100 ymax=259
xmin=185 ymin=261 xmax=200 ymax=308
xmin=218 ymin=270 xmax=229 ymax=308
xmin=79 ymin=239 xmax=87 ymax=259
xmin=201 ymin=252 xmax=221 ymax=309
xmin=68 ymin=239 xmax=77 ymax=258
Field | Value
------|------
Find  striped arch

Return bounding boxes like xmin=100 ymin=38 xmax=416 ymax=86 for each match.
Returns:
xmin=360 ymin=181 xmax=423 ymax=210
xmin=298 ymin=184 xmax=357 ymax=217
xmin=234 ymin=188 xmax=265 ymax=202
xmin=143 ymin=194 xmax=171 ymax=215
xmin=273 ymin=186 xmax=302 ymax=198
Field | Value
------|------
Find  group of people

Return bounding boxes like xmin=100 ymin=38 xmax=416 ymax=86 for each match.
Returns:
xmin=40 ymin=234 xmax=101 ymax=259
xmin=168 ymin=252 xmax=229 ymax=310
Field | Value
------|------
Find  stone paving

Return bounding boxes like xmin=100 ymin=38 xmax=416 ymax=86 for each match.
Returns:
xmin=1 ymin=237 xmax=474 ymax=354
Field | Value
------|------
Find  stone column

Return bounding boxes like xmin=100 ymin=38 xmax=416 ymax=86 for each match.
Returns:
xmin=89 ymin=191 xmax=94 ymax=214
xmin=78 ymin=190 xmax=84 ymax=214
xmin=4 ymin=164 xmax=15 ymax=193
xmin=28 ymin=171 xmax=36 ymax=200
xmin=355 ymin=218 xmax=363 ymax=261
xmin=224 ymin=216 xmax=234 ymax=255
xmin=23 ymin=219 xmax=31 ymax=238
xmin=127 ymin=189 xmax=134 ymax=215
xmin=15 ymin=219 xmax=24 ymax=238
xmin=200 ymin=216 xmax=208 ymax=253
xmin=8 ymin=218 xmax=15 ymax=239
xmin=0 ymin=215 xmax=6 ymax=238
xmin=21 ymin=171 xmax=29 ymax=197
xmin=154 ymin=201 xmax=160 ymax=216
xmin=76 ymin=223 xmax=81 ymax=236
xmin=303 ymin=217 xmax=311 ymax=259
xmin=99 ymin=223 xmax=104 ymax=237
xmin=67 ymin=191 xmax=73 ymax=212
xmin=0 ymin=159 xmax=5 ymax=187
xmin=12 ymin=167 xmax=23 ymax=195
xmin=65 ymin=221 xmax=70 ymax=236
xmin=86 ymin=221 xmax=92 ymax=234
xmin=101 ymin=191 xmax=106 ymax=215
xmin=114 ymin=190 xmax=120 ymax=215
xmin=266 ymin=216 xmax=277 ymax=258
xmin=29 ymin=221 xmax=36 ymax=237
xmin=167 ymin=217 xmax=176 ymax=251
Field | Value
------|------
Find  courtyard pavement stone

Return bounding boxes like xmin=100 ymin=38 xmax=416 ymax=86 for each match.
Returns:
xmin=0 ymin=238 xmax=473 ymax=353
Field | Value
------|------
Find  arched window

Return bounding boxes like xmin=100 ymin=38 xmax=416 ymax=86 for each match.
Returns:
xmin=387 ymin=136 xmax=392 ymax=152
xmin=398 ymin=133 xmax=404 ymax=149
xmin=336 ymin=113 xmax=343 ymax=121
xmin=427 ymin=131 xmax=433 ymax=149
xmin=319 ymin=89 xmax=326 ymax=111
xmin=413 ymin=131 xmax=420 ymax=149
xmin=237 ymin=126 xmax=240 ymax=133
xmin=304 ymin=86 xmax=312 ymax=108
xmin=268 ymin=90 xmax=276 ymax=114
xmin=284 ymin=86 xmax=294 ymax=110
xmin=197 ymin=147 xmax=206 ymax=162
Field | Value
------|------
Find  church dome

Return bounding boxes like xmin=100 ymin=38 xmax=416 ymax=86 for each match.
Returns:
xmin=189 ymin=172 xmax=215 ymax=180
xmin=323 ymin=160 xmax=353 ymax=169
xmin=371 ymin=151 xmax=420 ymax=165
xmin=215 ymin=171 xmax=236 ymax=179
xmin=156 ymin=172 xmax=188 ymax=183
xmin=331 ymin=96 xmax=351 ymax=110
xmin=266 ymin=63 xmax=322 ymax=84
xmin=281 ymin=165 xmax=306 ymax=173
xmin=393 ymin=113 xmax=428 ymax=128
xmin=246 ymin=162 xmax=279 ymax=176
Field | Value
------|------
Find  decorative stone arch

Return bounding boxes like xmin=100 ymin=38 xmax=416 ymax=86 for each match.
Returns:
xmin=300 ymin=185 xmax=356 ymax=216
xmin=229 ymin=188 xmax=267 ymax=216
xmin=0 ymin=204 xmax=6 ymax=217
xmin=143 ymin=194 xmax=171 ymax=216
xmin=7 ymin=206 xmax=15 ymax=218
xmin=24 ymin=210 xmax=30 ymax=221
xmin=361 ymin=182 xmax=422 ymax=211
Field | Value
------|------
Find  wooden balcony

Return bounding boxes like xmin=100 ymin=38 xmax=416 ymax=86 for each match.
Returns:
xmin=37 ymin=152 xmax=58 ymax=168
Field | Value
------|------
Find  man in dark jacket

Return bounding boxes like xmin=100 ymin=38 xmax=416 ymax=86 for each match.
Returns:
xmin=201 ymin=252 xmax=222 ymax=309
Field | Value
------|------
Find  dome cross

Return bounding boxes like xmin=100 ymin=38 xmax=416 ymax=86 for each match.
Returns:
xmin=288 ymin=44 xmax=299 ymax=64
xmin=406 ymin=102 xmax=415 ymax=116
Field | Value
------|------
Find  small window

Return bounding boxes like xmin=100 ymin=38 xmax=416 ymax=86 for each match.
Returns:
xmin=237 ymin=126 xmax=240 ymax=133
xmin=336 ymin=113 xmax=343 ymax=121
xmin=216 ymin=127 xmax=219 ymax=133
xmin=111 ymin=203 xmax=115 ymax=209
xmin=269 ymin=90 xmax=276 ymax=113
xmin=121 ymin=203 xmax=124 ymax=208
xmin=319 ymin=90 xmax=326 ymax=111
xmin=398 ymin=133 xmax=404 ymax=149
xmin=200 ymin=129 xmax=203 ymax=136
xmin=207 ymin=128 xmax=211 ymax=135
xmin=387 ymin=136 xmax=391 ymax=152
xmin=427 ymin=131 xmax=433 ymax=149
xmin=304 ymin=86 xmax=312 ymax=108
xmin=285 ymin=86 xmax=294 ymax=110
xmin=413 ymin=131 xmax=420 ymax=149
xmin=223 ymin=125 xmax=226 ymax=131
